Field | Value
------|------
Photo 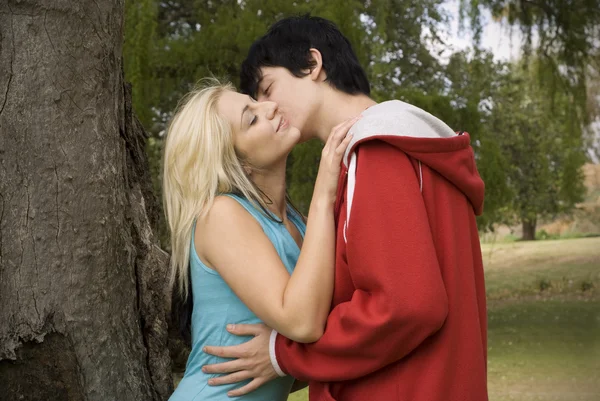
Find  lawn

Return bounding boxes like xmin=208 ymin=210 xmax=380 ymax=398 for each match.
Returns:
xmin=288 ymin=237 xmax=600 ymax=401
xmin=487 ymin=298 xmax=599 ymax=401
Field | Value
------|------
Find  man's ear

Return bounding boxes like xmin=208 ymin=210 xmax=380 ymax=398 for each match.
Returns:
xmin=308 ymin=48 xmax=326 ymax=82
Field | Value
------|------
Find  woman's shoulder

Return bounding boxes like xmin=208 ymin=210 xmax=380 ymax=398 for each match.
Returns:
xmin=201 ymin=195 xmax=256 ymax=228
xmin=194 ymin=195 xmax=264 ymax=263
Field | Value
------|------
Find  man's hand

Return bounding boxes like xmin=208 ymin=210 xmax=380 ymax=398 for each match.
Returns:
xmin=202 ymin=323 xmax=279 ymax=397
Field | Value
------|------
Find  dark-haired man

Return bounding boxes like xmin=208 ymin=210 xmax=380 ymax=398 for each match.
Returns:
xmin=203 ymin=15 xmax=489 ymax=401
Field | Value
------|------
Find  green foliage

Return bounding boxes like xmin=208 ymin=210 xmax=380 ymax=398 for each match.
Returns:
xmin=365 ymin=0 xmax=448 ymax=96
xmin=489 ymin=62 xmax=587 ymax=228
xmin=437 ymin=50 xmax=587 ymax=231
xmin=287 ymin=140 xmax=323 ymax=212
xmin=459 ymin=0 xmax=600 ymax=126
xmin=441 ymin=51 xmax=517 ymax=229
xmin=124 ymin=0 xmax=159 ymax=128
xmin=458 ymin=2 xmax=598 ymax=231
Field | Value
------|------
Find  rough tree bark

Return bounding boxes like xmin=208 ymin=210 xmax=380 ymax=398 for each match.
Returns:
xmin=0 ymin=1 xmax=172 ymax=400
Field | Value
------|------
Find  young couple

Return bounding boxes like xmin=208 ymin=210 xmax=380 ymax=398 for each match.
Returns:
xmin=163 ymin=15 xmax=488 ymax=401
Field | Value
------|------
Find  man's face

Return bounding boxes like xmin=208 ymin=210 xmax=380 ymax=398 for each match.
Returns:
xmin=255 ymin=66 xmax=319 ymax=142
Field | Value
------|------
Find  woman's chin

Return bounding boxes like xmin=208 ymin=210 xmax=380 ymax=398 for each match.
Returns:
xmin=288 ymin=127 xmax=302 ymax=142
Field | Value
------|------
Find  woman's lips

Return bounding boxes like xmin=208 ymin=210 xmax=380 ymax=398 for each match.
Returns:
xmin=277 ymin=117 xmax=289 ymax=132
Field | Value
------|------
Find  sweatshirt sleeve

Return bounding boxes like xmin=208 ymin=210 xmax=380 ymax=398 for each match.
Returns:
xmin=273 ymin=140 xmax=449 ymax=381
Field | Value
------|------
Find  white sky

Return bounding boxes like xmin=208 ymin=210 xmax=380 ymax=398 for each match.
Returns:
xmin=435 ymin=0 xmax=522 ymax=62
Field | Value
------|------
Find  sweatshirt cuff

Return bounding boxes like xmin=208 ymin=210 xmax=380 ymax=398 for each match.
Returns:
xmin=269 ymin=329 xmax=286 ymax=377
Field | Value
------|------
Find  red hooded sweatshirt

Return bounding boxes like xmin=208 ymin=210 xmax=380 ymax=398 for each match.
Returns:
xmin=269 ymin=100 xmax=488 ymax=401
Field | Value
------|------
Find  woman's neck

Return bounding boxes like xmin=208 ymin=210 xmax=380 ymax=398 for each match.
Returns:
xmin=251 ymin=160 xmax=288 ymax=220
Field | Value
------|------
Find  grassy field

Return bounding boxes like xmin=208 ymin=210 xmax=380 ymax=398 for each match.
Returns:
xmin=288 ymin=237 xmax=600 ymax=401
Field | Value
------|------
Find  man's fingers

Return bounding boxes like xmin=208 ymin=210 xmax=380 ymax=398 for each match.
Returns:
xmin=226 ymin=323 xmax=268 ymax=337
xmin=207 ymin=371 xmax=252 ymax=387
xmin=203 ymin=344 xmax=243 ymax=358
xmin=202 ymin=359 xmax=243 ymax=374
xmin=227 ymin=378 xmax=266 ymax=398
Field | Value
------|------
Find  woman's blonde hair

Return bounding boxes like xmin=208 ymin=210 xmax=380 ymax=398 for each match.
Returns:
xmin=162 ymin=79 xmax=279 ymax=302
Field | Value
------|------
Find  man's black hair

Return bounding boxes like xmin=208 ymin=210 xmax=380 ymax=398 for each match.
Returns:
xmin=240 ymin=15 xmax=370 ymax=98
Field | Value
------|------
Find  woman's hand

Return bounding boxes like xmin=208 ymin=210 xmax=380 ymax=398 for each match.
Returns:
xmin=313 ymin=115 xmax=360 ymax=203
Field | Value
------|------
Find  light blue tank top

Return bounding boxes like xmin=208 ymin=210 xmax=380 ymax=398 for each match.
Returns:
xmin=169 ymin=194 xmax=306 ymax=401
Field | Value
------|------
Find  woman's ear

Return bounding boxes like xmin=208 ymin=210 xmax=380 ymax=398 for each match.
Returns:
xmin=308 ymin=48 xmax=325 ymax=82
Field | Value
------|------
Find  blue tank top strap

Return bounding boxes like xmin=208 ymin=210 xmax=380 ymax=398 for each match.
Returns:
xmin=286 ymin=205 xmax=306 ymax=236
xmin=223 ymin=193 xmax=306 ymax=238
xmin=221 ymin=193 xmax=274 ymax=230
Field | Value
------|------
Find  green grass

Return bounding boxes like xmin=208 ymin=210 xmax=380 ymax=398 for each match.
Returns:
xmin=287 ymin=388 xmax=308 ymax=401
xmin=487 ymin=299 xmax=600 ymax=401
xmin=481 ymin=237 xmax=599 ymax=300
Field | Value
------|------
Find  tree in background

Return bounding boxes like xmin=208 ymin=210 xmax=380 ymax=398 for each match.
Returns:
xmin=488 ymin=62 xmax=587 ymax=239
xmin=458 ymin=0 xmax=597 ymax=237
xmin=442 ymin=51 xmax=516 ymax=231
xmin=442 ymin=51 xmax=587 ymax=238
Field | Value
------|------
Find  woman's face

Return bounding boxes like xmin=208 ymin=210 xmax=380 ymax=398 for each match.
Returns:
xmin=217 ymin=91 xmax=301 ymax=170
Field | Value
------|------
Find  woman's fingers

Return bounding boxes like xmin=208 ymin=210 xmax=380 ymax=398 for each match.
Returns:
xmin=329 ymin=115 xmax=360 ymax=139
xmin=326 ymin=116 xmax=359 ymax=160
xmin=335 ymin=133 xmax=354 ymax=155
xmin=332 ymin=114 xmax=360 ymax=134
xmin=333 ymin=115 xmax=360 ymax=138
xmin=328 ymin=115 xmax=360 ymax=149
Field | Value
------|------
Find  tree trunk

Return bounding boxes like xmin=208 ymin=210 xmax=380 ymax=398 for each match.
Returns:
xmin=522 ymin=218 xmax=537 ymax=241
xmin=0 ymin=1 xmax=172 ymax=400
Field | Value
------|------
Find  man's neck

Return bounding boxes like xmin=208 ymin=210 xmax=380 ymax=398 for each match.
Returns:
xmin=312 ymin=91 xmax=377 ymax=143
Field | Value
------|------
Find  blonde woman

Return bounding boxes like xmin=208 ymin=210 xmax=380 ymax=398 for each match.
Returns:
xmin=163 ymin=80 xmax=357 ymax=401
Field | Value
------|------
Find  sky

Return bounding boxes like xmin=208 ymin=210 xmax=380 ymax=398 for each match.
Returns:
xmin=435 ymin=0 xmax=522 ymax=63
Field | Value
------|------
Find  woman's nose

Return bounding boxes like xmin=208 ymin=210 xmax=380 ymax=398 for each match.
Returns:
xmin=262 ymin=101 xmax=278 ymax=119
